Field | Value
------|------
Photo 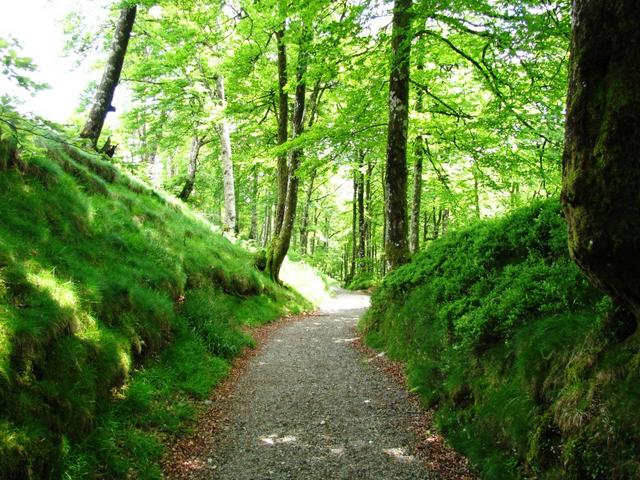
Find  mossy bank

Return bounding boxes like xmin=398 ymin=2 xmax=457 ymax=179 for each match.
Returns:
xmin=360 ymin=200 xmax=640 ymax=479
xmin=0 ymin=121 xmax=310 ymax=479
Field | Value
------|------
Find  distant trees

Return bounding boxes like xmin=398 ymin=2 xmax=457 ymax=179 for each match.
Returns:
xmin=80 ymin=5 xmax=136 ymax=149
xmin=81 ymin=0 xmax=573 ymax=285
xmin=562 ymin=0 xmax=640 ymax=331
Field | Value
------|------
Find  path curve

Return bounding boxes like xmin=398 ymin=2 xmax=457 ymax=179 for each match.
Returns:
xmin=200 ymin=290 xmax=433 ymax=480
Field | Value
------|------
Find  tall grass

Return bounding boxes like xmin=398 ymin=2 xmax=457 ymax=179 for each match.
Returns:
xmin=0 ymin=126 xmax=310 ymax=478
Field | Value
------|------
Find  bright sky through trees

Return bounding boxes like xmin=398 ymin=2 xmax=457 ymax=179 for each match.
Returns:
xmin=0 ymin=0 xmax=115 ymax=122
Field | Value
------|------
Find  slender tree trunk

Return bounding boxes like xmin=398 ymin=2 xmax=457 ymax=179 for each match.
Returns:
xmin=410 ymin=136 xmax=423 ymax=253
xmin=562 ymin=0 xmax=640 ymax=328
xmin=299 ymin=170 xmax=315 ymax=255
xmin=384 ymin=0 xmax=413 ymax=270
xmin=261 ymin=202 xmax=272 ymax=248
xmin=249 ymin=169 xmax=259 ymax=240
xmin=423 ymin=210 xmax=429 ymax=242
xmin=267 ymin=31 xmax=309 ymax=282
xmin=80 ymin=6 xmax=136 ymax=148
xmin=473 ymin=163 xmax=481 ymax=219
xmin=381 ymin=170 xmax=388 ymax=277
xmin=178 ymin=136 xmax=203 ymax=201
xmin=410 ymin=46 xmax=425 ymax=254
xmin=357 ymin=152 xmax=366 ymax=269
xmin=364 ymin=159 xmax=373 ymax=268
xmin=213 ymin=75 xmax=238 ymax=234
xmin=350 ymin=169 xmax=358 ymax=279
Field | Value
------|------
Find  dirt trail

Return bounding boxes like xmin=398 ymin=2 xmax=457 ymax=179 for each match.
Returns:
xmin=168 ymin=291 xmax=435 ymax=479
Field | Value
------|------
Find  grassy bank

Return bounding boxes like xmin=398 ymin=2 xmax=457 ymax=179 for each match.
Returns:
xmin=360 ymin=200 xmax=640 ymax=479
xmin=0 ymin=121 xmax=310 ymax=478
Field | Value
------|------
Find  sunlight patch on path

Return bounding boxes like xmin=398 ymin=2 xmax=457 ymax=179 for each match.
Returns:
xmin=320 ymin=288 xmax=370 ymax=312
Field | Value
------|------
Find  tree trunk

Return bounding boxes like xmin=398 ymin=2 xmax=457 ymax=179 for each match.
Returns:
xmin=214 ymin=75 xmax=238 ymax=234
xmin=357 ymin=152 xmax=366 ymax=269
xmin=410 ymin=45 xmax=425 ymax=255
xmin=384 ymin=0 xmax=413 ymax=271
xmin=178 ymin=136 xmax=203 ymax=201
xmin=80 ymin=6 xmax=136 ymax=148
xmin=364 ymin=159 xmax=374 ymax=269
xmin=249 ymin=169 xmax=259 ymax=240
xmin=562 ymin=0 xmax=640 ymax=327
xmin=299 ymin=170 xmax=316 ymax=255
xmin=410 ymin=135 xmax=423 ymax=253
xmin=261 ymin=202 xmax=272 ymax=248
xmin=349 ymin=168 xmax=358 ymax=280
xmin=273 ymin=27 xmax=289 ymax=238
xmin=473 ymin=165 xmax=480 ymax=219
xmin=267 ymin=31 xmax=309 ymax=282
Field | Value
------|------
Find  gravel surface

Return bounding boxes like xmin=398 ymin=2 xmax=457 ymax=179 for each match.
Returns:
xmin=200 ymin=290 xmax=433 ymax=480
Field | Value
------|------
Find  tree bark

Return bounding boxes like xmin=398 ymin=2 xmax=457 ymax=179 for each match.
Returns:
xmin=80 ymin=5 xmax=136 ymax=148
xmin=267 ymin=31 xmax=309 ymax=282
xmin=384 ymin=0 xmax=413 ymax=270
xmin=299 ymin=170 xmax=315 ymax=255
xmin=357 ymin=152 xmax=366 ymax=269
xmin=178 ymin=135 xmax=203 ymax=201
xmin=562 ymin=0 xmax=640 ymax=326
xmin=215 ymin=75 xmax=238 ymax=234
xmin=249 ymin=169 xmax=259 ymax=240
xmin=349 ymin=169 xmax=358 ymax=280
xmin=410 ymin=136 xmax=423 ymax=253
xmin=273 ymin=27 xmax=289 ymax=238
xmin=410 ymin=45 xmax=425 ymax=254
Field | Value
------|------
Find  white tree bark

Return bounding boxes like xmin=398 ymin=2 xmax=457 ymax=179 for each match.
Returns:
xmin=215 ymin=75 xmax=238 ymax=234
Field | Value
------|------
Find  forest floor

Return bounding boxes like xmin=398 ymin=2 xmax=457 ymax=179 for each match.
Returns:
xmin=163 ymin=290 xmax=474 ymax=480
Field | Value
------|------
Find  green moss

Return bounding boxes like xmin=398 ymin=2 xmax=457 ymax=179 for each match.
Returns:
xmin=361 ymin=200 xmax=640 ymax=478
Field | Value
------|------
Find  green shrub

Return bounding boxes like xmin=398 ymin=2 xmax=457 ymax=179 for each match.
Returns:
xmin=361 ymin=200 xmax=640 ymax=479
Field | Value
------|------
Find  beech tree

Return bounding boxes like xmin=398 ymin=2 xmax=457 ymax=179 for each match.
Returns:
xmin=384 ymin=0 xmax=413 ymax=270
xmin=80 ymin=5 xmax=136 ymax=149
xmin=562 ymin=0 xmax=640 ymax=330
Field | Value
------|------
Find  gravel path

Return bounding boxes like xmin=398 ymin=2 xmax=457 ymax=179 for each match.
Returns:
xmin=206 ymin=290 xmax=433 ymax=480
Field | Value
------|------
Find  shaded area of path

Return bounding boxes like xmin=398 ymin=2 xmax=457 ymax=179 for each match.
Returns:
xmin=191 ymin=290 xmax=433 ymax=480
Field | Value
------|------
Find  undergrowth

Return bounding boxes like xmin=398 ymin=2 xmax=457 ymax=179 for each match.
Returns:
xmin=360 ymin=200 xmax=640 ymax=479
xmin=0 ymin=120 xmax=310 ymax=478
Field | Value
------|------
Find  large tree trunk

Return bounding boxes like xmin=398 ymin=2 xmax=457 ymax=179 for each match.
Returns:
xmin=178 ymin=136 xmax=203 ymax=201
xmin=267 ymin=32 xmax=309 ymax=282
xmin=215 ymin=75 xmax=238 ymax=234
xmin=384 ymin=0 xmax=413 ymax=271
xmin=273 ymin=28 xmax=289 ymax=238
xmin=562 ymin=0 xmax=640 ymax=328
xmin=80 ymin=6 xmax=136 ymax=148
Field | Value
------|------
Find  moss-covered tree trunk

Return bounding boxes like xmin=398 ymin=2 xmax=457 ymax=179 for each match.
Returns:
xmin=384 ymin=0 xmax=412 ymax=271
xmin=562 ymin=0 xmax=640 ymax=326
xmin=80 ymin=6 xmax=136 ymax=148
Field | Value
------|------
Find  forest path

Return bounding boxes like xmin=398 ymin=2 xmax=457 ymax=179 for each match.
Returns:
xmin=172 ymin=289 xmax=434 ymax=479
